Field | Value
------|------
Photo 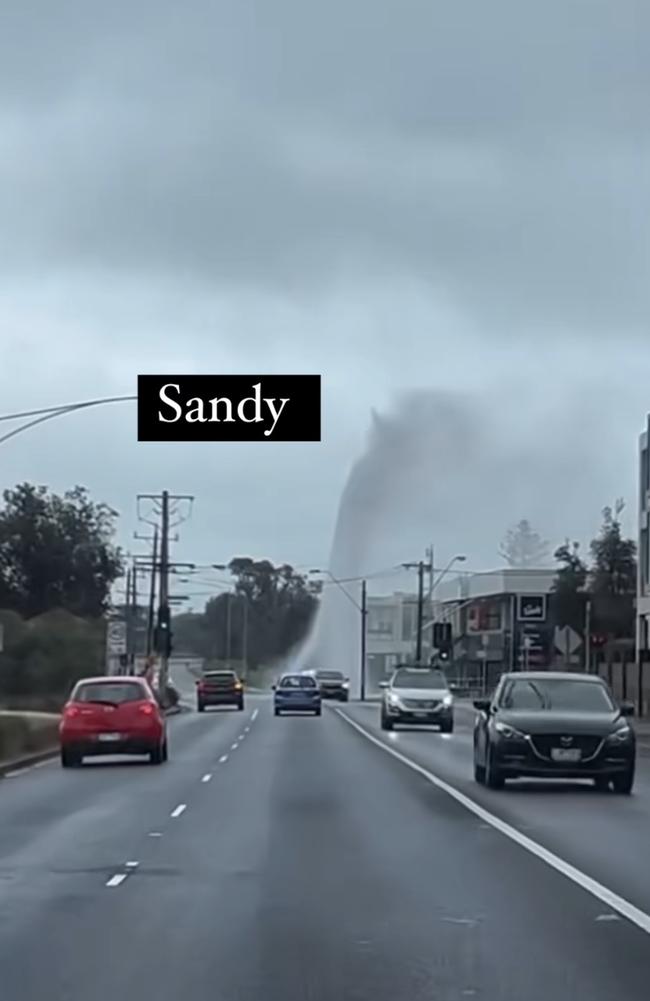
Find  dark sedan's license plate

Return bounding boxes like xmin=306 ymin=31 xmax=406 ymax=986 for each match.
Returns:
xmin=551 ymin=748 xmax=581 ymax=762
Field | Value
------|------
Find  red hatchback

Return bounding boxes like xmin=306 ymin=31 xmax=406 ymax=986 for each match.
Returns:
xmin=59 ymin=676 xmax=168 ymax=767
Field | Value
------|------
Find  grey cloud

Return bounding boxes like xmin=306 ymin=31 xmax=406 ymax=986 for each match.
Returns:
xmin=0 ymin=0 xmax=647 ymax=333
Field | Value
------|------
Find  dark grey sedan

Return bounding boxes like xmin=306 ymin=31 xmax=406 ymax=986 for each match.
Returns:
xmin=473 ymin=671 xmax=636 ymax=792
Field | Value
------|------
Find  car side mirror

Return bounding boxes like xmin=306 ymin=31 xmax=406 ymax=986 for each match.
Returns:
xmin=620 ymin=702 xmax=635 ymax=717
xmin=271 ymin=684 xmax=276 ymax=691
xmin=378 ymin=681 xmax=389 ymax=689
xmin=473 ymin=698 xmax=491 ymax=713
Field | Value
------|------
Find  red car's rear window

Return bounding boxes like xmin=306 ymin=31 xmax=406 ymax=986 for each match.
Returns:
xmin=72 ymin=682 xmax=149 ymax=704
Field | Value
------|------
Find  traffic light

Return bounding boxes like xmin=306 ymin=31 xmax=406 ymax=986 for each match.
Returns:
xmin=155 ymin=605 xmax=173 ymax=657
xmin=432 ymin=622 xmax=453 ymax=658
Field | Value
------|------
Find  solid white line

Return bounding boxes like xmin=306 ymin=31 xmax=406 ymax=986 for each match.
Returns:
xmin=4 ymin=768 xmax=30 ymax=778
xmin=106 ymin=874 xmax=128 ymax=887
xmin=219 ymin=754 xmax=228 ymax=763
xmin=335 ymin=708 xmax=650 ymax=936
xmin=251 ymin=708 xmax=259 ymax=721
xmin=202 ymin=773 xmax=212 ymax=783
xmin=170 ymin=804 xmax=187 ymax=818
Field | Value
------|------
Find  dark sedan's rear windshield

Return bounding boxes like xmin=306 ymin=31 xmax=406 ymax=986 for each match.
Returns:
xmin=279 ymin=675 xmax=317 ymax=688
xmin=499 ymin=679 xmax=615 ymax=712
xmin=73 ymin=682 xmax=148 ymax=704
xmin=316 ymin=671 xmax=344 ymax=680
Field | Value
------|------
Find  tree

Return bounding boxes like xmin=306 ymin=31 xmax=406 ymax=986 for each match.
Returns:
xmin=499 ymin=519 xmax=550 ymax=568
xmin=552 ymin=540 xmax=588 ymax=633
xmin=186 ymin=558 xmax=319 ymax=670
xmin=0 ymin=483 xmax=123 ymax=618
xmin=588 ymin=501 xmax=636 ymax=640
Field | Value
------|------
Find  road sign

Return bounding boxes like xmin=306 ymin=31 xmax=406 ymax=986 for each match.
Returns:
xmin=106 ymin=618 xmax=127 ymax=655
xmin=554 ymin=625 xmax=582 ymax=655
xmin=517 ymin=595 xmax=547 ymax=622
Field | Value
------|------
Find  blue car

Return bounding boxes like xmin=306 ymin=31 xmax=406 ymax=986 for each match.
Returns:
xmin=273 ymin=673 xmax=322 ymax=716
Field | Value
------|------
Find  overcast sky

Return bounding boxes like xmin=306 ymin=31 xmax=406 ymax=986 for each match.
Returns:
xmin=1 ymin=1 xmax=648 ymax=600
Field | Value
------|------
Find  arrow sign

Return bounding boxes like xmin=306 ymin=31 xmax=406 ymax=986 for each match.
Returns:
xmin=554 ymin=625 xmax=582 ymax=656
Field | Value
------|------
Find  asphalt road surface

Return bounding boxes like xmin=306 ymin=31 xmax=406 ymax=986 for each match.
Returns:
xmin=1 ymin=694 xmax=650 ymax=1000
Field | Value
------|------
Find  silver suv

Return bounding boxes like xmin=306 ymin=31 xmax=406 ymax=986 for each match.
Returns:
xmin=380 ymin=665 xmax=454 ymax=732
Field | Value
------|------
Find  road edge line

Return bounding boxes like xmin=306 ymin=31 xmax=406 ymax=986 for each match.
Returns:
xmin=334 ymin=707 xmax=650 ymax=937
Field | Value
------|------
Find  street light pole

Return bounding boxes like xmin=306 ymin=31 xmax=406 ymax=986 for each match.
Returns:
xmin=360 ymin=579 xmax=367 ymax=701
xmin=309 ymin=568 xmax=366 ymax=699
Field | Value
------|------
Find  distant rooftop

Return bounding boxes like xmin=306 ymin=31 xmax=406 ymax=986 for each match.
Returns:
xmin=436 ymin=568 xmax=556 ymax=603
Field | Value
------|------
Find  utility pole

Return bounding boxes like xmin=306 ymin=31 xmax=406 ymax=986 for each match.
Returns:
xmin=416 ymin=561 xmax=425 ymax=663
xmin=130 ymin=562 xmax=138 ymax=674
xmin=226 ymin=592 xmax=232 ymax=667
xmin=124 ymin=565 xmax=132 ymax=676
xmin=146 ymin=527 xmax=158 ymax=657
xmin=403 ymin=557 xmax=433 ymax=664
xmin=158 ymin=489 xmax=170 ymax=689
xmin=585 ymin=598 xmax=592 ymax=673
xmin=241 ymin=594 xmax=248 ymax=676
xmin=137 ymin=491 xmax=193 ymax=697
xmin=360 ymin=579 xmax=367 ymax=701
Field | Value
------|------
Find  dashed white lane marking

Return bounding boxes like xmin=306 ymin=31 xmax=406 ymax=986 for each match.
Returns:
xmin=202 ymin=773 xmax=212 ymax=783
xmin=231 ymin=742 xmax=239 ymax=750
xmin=170 ymin=804 xmax=187 ymax=818
xmin=244 ymin=726 xmax=251 ymax=733
xmin=219 ymin=754 xmax=228 ymax=763
xmin=125 ymin=861 xmax=139 ymax=869
xmin=336 ymin=708 xmax=650 ymax=937
xmin=148 ymin=832 xmax=163 ymax=838
xmin=251 ymin=708 xmax=259 ymax=721
xmin=106 ymin=874 xmax=128 ymax=888
xmin=238 ymin=734 xmax=245 ymax=740
xmin=4 ymin=768 xmax=30 ymax=778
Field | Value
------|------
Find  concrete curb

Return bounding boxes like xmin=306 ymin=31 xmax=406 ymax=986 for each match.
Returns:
xmin=0 ymin=745 xmax=60 ymax=777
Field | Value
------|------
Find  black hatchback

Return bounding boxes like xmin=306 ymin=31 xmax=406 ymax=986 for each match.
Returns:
xmin=473 ymin=671 xmax=636 ymax=793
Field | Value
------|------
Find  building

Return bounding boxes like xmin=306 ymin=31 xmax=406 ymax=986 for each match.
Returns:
xmin=434 ymin=569 xmax=558 ymax=689
xmin=365 ymin=591 xmax=433 ymax=693
xmin=637 ymin=417 xmax=650 ymax=657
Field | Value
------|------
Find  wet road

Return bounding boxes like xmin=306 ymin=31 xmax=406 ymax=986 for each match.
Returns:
xmin=1 ymin=695 xmax=649 ymax=1000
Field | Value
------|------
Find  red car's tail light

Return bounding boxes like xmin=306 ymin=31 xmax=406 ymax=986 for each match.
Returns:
xmin=63 ymin=705 xmax=80 ymax=719
xmin=138 ymin=702 xmax=156 ymax=715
